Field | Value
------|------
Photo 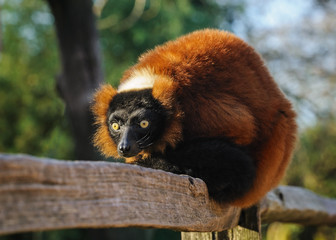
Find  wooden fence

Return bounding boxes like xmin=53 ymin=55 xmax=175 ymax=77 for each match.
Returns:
xmin=1 ymin=153 xmax=336 ymax=239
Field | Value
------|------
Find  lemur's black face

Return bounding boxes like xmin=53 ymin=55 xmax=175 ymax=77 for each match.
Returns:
xmin=107 ymin=89 xmax=168 ymax=158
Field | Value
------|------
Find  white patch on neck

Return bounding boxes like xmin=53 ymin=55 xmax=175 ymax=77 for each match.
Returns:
xmin=118 ymin=68 xmax=157 ymax=92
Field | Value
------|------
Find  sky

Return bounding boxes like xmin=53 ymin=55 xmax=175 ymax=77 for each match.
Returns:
xmin=225 ymin=0 xmax=336 ymax=127
xmin=231 ymin=0 xmax=316 ymax=37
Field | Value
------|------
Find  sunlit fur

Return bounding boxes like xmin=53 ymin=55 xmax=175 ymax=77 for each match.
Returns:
xmin=91 ymin=85 xmax=119 ymax=158
xmin=92 ymin=29 xmax=297 ymax=207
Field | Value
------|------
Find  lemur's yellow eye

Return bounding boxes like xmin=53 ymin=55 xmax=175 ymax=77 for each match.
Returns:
xmin=140 ymin=120 xmax=149 ymax=128
xmin=112 ymin=122 xmax=119 ymax=131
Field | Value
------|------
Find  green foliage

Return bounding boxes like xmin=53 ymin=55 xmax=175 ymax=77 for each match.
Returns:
xmin=285 ymin=119 xmax=336 ymax=198
xmin=0 ymin=0 xmax=74 ymax=159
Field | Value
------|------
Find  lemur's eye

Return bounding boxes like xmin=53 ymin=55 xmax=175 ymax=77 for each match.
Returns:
xmin=140 ymin=120 xmax=149 ymax=129
xmin=111 ymin=122 xmax=120 ymax=131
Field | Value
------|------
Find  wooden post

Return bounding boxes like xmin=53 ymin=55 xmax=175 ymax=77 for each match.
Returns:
xmin=181 ymin=228 xmax=260 ymax=240
xmin=181 ymin=205 xmax=261 ymax=240
xmin=181 ymin=232 xmax=215 ymax=240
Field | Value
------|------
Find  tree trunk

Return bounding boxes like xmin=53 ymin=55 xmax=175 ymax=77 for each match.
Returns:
xmin=47 ymin=0 xmax=103 ymax=160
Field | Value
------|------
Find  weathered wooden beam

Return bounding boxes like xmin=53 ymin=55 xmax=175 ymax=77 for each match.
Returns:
xmin=1 ymin=154 xmax=336 ymax=237
xmin=260 ymin=185 xmax=336 ymax=225
xmin=0 ymin=154 xmax=240 ymax=235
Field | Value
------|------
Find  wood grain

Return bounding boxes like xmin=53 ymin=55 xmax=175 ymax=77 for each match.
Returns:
xmin=181 ymin=227 xmax=261 ymax=240
xmin=0 ymin=154 xmax=240 ymax=235
xmin=261 ymin=185 xmax=336 ymax=225
xmin=1 ymin=153 xmax=336 ymax=236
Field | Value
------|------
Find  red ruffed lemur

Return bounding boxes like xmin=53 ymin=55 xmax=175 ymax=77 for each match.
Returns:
xmin=92 ymin=29 xmax=297 ymax=207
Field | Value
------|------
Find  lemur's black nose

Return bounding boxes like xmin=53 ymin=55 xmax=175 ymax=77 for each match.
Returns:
xmin=119 ymin=143 xmax=131 ymax=153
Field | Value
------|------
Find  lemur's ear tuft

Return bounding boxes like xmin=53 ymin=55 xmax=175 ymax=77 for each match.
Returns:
xmin=91 ymin=84 xmax=117 ymax=125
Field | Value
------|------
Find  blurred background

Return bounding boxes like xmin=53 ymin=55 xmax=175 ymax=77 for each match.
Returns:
xmin=0 ymin=0 xmax=335 ymax=239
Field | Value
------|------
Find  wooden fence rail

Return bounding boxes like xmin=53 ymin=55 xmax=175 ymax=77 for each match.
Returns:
xmin=1 ymin=153 xmax=336 ymax=238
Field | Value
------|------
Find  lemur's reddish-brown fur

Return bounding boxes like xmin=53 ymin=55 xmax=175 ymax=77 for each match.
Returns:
xmin=92 ymin=29 xmax=297 ymax=207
